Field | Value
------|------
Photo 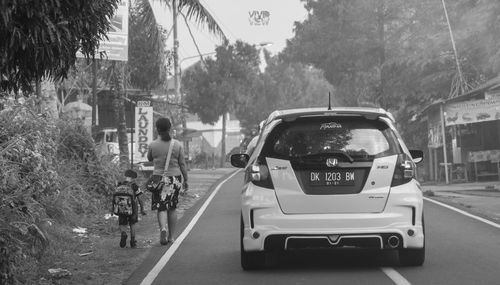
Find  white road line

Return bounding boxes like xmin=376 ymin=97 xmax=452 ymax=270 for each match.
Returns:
xmin=140 ymin=170 xmax=242 ymax=285
xmin=424 ymin=197 xmax=500 ymax=229
xmin=381 ymin=267 xmax=412 ymax=285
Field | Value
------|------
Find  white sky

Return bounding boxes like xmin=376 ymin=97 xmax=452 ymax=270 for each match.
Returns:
xmin=150 ymin=0 xmax=308 ymax=68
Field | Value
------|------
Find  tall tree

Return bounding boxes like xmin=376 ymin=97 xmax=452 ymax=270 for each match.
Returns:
xmin=283 ymin=0 xmax=500 ymax=146
xmin=110 ymin=62 xmax=129 ymax=167
xmin=235 ymin=56 xmax=335 ymax=132
xmin=0 ymin=0 xmax=120 ymax=92
xmin=183 ymin=41 xmax=260 ymax=166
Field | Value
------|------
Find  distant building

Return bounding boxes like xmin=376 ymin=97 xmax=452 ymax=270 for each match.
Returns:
xmin=185 ymin=113 xmax=243 ymax=164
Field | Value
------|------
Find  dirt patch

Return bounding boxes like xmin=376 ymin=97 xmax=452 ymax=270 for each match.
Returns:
xmin=453 ymin=190 xmax=500 ymax=197
xmin=32 ymin=169 xmax=233 ymax=285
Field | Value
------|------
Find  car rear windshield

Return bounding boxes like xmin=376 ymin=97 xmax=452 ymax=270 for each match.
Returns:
xmin=261 ymin=116 xmax=402 ymax=162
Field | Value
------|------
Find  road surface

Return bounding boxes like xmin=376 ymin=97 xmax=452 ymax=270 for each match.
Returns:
xmin=127 ymin=171 xmax=500 ymax=285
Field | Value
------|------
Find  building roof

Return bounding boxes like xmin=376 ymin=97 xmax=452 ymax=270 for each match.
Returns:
xmin=446 ymin=75 xmax=500 ymax=104
xmin=421 ymin=75 xmax=500 ymax=116
xmin=423 ymin=75 xmax=500 ymax=112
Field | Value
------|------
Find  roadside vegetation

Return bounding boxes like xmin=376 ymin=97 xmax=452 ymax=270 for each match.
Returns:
xmin=0 ymin=100 xmax=122 ymax=284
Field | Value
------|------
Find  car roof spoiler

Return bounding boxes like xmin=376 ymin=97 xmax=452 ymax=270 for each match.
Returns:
xmin=265 ymin=109 xmax=395 ymax=126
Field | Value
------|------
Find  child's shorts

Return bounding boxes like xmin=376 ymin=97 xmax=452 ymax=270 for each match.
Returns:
xmin=118 ymin=214 xmax=138 ymax=226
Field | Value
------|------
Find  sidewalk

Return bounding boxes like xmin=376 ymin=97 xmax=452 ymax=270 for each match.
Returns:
xmin=36 ymin=168 xmax=236 ymax=285
xmin=421 ymin=180 xmax=500 ymax=192
xmin=420 ymin=180 xmax=500 ymax=223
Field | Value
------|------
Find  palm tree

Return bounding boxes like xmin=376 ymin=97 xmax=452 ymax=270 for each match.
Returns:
xmin=113 ymin=0 xmax=225 ymax=167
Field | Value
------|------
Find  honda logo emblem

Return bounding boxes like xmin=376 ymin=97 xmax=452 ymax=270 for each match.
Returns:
xmin=326 ymin=158 xmax=339 ymax=167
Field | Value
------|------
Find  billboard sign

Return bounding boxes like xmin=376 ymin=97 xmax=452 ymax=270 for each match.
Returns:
xmin=77 ymin=0 xmax=129 ymax=61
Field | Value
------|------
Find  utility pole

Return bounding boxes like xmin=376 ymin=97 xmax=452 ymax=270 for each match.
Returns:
xmin=172 ymin=0 xmax=190 ymax=166
xmin=441 ymin=0 xmax=467 ymax=98
xmin=91 ymin=58 xmax=97 ymax=128
xmin=173 ymin=0 xmax=180 ymax=101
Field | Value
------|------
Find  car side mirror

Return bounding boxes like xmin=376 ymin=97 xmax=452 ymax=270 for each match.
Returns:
xmin=409 ymin=150 xmax=424 ymax=164
xmin=231 ymin=153 xmax=249 ymax=168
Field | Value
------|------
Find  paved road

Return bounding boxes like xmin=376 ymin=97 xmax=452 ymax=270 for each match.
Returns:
xmin=129 ymin=171 xmax=500 ymax=285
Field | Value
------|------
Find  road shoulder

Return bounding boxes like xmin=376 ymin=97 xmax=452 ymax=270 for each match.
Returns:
xmin=123 ymin=168 xmax=237 ymax=285
xmin=423 ymin=186 xmax=500 ymax=224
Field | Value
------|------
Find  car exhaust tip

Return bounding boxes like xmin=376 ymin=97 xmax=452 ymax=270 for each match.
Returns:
xmin=388 ymin=235 xmax=400 ymax=248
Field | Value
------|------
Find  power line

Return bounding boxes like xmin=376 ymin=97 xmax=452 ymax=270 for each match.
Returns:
xmin=440 ymin=0 xmax=469 ymax=98
xmin=186 ymin=17 xmax=220 ymax=47
xmin=180 ymin=11 xmax=208 ymax=68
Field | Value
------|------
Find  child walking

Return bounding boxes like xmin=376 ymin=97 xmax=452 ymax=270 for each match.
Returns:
xmin=113 ymin=169 xmax=146 ymax=248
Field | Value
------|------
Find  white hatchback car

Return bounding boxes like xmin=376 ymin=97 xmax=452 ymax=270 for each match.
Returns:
xmin=231 ymin=107 xmax=425 ymax=270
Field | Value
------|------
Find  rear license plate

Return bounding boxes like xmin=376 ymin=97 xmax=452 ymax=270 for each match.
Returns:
xmin=309 ymin=171 xmax=355 ymax=186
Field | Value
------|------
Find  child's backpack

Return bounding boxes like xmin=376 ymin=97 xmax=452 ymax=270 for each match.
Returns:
xmin=112 ymin=183 xmax=135 ymax=216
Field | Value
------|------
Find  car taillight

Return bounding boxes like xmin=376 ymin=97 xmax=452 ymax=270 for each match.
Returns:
xmin=391 ymin=154 xmax=415 ymax=187
xmin=246 ymin=161 xmax=274 ymax=189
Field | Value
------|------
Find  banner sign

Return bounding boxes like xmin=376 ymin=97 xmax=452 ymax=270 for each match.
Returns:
xmin=135 ymin=101 xmax=153 ymax=162
xmin=444 ymin=98 xmax=500 ymax=126
xmin=427 ymin=122 xmax=442 ymax=148
xmin=77 ymin=0 xmax=129 ymax=61
xmin=468 ymin=149 xmax=500 ymax=163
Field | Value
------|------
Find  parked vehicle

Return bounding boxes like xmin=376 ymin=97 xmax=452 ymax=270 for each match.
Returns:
xmin=94 ymin=128 xmax=121 ymax=163
xmin=231 ymin=107 xmax=425 ymax=269
xmin=93 ymin=128 xmax=150 ymax=170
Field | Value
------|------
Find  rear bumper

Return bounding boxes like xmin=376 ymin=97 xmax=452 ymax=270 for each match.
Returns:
xmin=241 ymin=182 xmax=424 ymax=251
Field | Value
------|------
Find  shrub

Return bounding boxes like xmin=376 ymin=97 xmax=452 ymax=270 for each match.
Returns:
xmin=0 ymin=102 xmax=121 ymax=283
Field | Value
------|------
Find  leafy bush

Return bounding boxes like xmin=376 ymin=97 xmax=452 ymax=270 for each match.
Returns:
xmin=0 ymin=102 xmax=121 ymax=283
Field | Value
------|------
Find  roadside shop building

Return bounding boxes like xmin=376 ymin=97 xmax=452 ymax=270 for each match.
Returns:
xmin=423 ymin=76 xmax=500 ymax=184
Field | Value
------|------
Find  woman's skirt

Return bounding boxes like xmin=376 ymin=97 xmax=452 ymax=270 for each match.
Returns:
xmin=150 ymin=175 xmax=182 ymax=211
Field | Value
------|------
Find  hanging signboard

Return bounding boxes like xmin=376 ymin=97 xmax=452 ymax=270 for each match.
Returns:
xmin=76 ymin=0 xmax=129 ymax=61
xmin=428 ymin=122 xmax=442 ymax=148
xmin=444 ymin=98 xmax=500 ymax=126
xmin=135 ymin=100 xmax=153 ymax=162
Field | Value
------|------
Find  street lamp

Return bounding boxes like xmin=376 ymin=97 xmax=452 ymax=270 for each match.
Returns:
xmin=180 ymin=42 xmax=272 ymax=69
xmin=179 ymin=51 xmax=217 ymax=68
xmin=257 ymin=42 xmax=273 ymax=48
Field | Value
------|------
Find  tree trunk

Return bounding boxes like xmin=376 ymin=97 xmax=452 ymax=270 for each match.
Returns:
xmin=92 ymin=58 xmax=98 ymax=127
xmin=220 ymin=113 xmax=227 ymax=168
xmin=111 ymin=62 xmax=130 ymax=168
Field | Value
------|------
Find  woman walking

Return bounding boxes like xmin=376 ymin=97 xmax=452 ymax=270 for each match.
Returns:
xmin=147 ymin=117 xmax=188 ymax=245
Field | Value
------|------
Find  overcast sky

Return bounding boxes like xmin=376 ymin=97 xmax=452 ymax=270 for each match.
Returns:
xmin=150 ymin=0 xmax=308 ymax=68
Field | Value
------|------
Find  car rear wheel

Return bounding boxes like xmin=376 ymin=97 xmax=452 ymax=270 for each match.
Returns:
xmin=240 ymin=215 xmax=265 ymax=270
xmin=398 ymin=247 xmax=425 ymax=266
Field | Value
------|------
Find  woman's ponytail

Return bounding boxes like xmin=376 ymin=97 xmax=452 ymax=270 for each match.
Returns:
xmin=159 ymin=131 xmax=171 ymax=141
